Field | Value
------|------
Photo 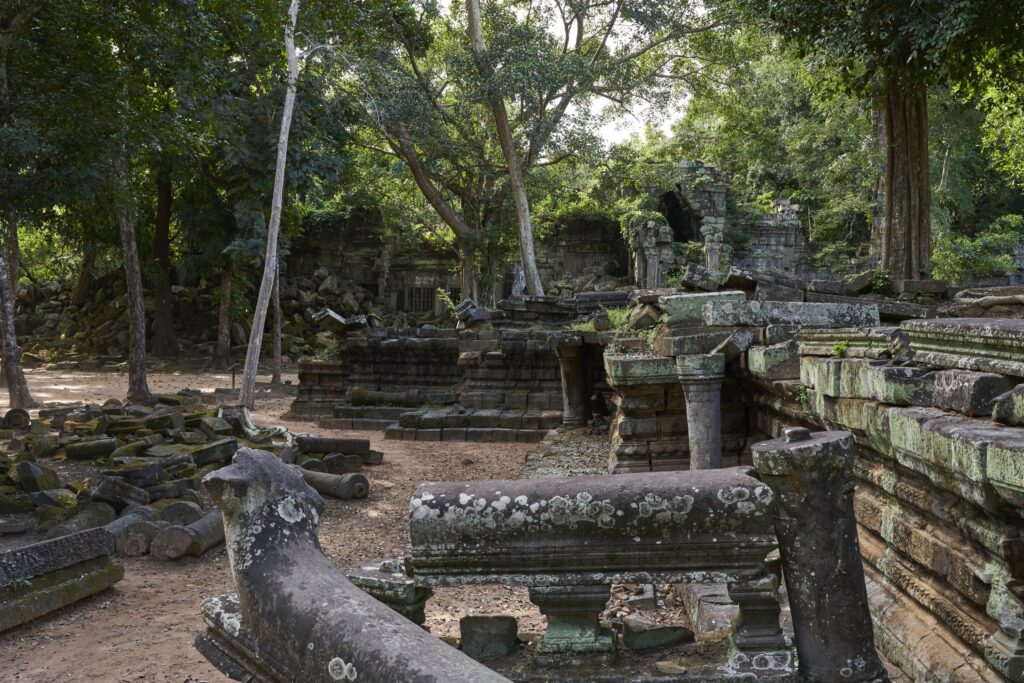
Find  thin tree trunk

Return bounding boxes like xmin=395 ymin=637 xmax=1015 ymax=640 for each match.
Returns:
xmin=0 ymin=247 xmax=33 ymax=408
xmin=116 ymin=141 xmax=152 ymax=405
xmin=271 ymin=260 xmax=282 ymax=385
xmin=151 ymin=167 xmax=178 ymax=357
xmin=5 ymin=215 xmax=19 ymax=293
xmin=238 ymin=0 xmax=299 ymax=409
xmin=72 ymin=248 xmax=95 ymax=307
xmin=880 ymin=74 xmax=931 ymax=282
xmin=465 ymin=0 xmax=544 ymax=296
xmin=457 ymin=236 xmax=479 ymax=302
xmin=214 ymin=266 xmax=232 ymax=370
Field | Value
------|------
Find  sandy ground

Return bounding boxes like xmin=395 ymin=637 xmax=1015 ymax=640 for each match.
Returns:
xmin=0 ymin=368 xmax=542 ymax=682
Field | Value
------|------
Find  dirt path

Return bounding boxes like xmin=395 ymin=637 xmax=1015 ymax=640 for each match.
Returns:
xmin=0 ymin=369 xmax=541 ymax=682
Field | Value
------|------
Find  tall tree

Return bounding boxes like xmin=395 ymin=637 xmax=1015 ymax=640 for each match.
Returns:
xmin=238 ymin=0 xmax=300 ymax=409
xmin=465 ymin=0 xmax=543 ymax=295
xmin=731 ymin=0 xmax=1024 ymax=281
xmin=150 ymin=164 xmax=178 ymax=357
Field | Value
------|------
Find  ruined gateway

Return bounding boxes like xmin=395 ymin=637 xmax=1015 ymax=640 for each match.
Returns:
xmin=192 ymin=260 xmax=1024 ymax=682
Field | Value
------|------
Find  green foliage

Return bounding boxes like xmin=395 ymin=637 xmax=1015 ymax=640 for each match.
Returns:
xmin=870 ymin=269 xmax=892 ymax=294
xmin=795 ymin=383 xmax=810 ymax=408
xmin=604 ymin=306 xmax=632 ymax=333
xmin=570 ymin=318 xmax=596 ymax=332
xmin=672 ymin=241 xmax=705 ymax=264
xmin=831 ymin=340 xmax=849 ymax=357
xmin=932 ymin=214 xmax=1024 ymax=282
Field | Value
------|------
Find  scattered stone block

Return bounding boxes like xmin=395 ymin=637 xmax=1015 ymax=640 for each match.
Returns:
xmin=323 ymin=452 xmax=362 ymax=474
xmin=91 ymin=475 xmax=150 ymax=511
xmin=622 ymin=614 xmax=694 ymax=651
xmin=296 ymin=435 xmax=370 ymax=455
xmin=151 ymin=510 xmax=225 ymax=561
xmin=442 ymin=428 xmax=468 ymax=442
xmin=159 ymin=500 xmax=204 ymax=526
xmin=844 ymin=271 xmax=875 ymax=295
xmin=658 ymin=291 xmax=744 ymax=325
xmin=199 ymin=416 xmax=233 ymax=438
xmin=122 ymin=520 xmax=169 ymax=557
xmin=993 ymin=386 xmax=1024 ymax=427
xmin=416 ymin=429 xmax=442 ymax=442
xmin=297 ymin=469 xmax=369 ymax=500
xmin=460 ymin=616 xmax=518 ymax=660
xmin=48 ymin=503 xmax=117 ymax=539
xmin=14 ymin=461 xmax=59 ymax=493
xmin=65 ymin=437 xmax=118 ymax=460
xmin=104 ymin=505 xmax=158 ymax=553
xmin=754 ymin=281 xmax=805 ymax=302
xmin=748 ymin=343 xmax=800 ymax=380
xmin=191 ymin=437 xmax=238 ymax=467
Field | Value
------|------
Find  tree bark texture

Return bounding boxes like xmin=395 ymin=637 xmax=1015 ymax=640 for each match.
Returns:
xmin=214 ymin=267 xmax=233 ymax=370
xmin=0 ymin=246 xmax=33 ymax=408
xmin=238 ymin=0 xmax=299 ymax=409
xmin=116 ymin=142 xmax=153 ymax=405
xmin=271 ymin=260 xmax=282 ymax=385
xmin=880 ymin=75 xmax=931 ymax=281
xmin=465 ymin=0 xmax=544 ymax=296
xmin=72 ymin=249 xmax=95 ymax=307
xmin=151 ymin=167 xmax=178 ymax=357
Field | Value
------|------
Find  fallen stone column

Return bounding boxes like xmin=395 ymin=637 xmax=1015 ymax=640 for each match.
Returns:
xmin=47 ymin=502 xmax=116 ymax=538
xmin=151 ymin=510 xmax=224 ymax=561
xmin=0 ymin=528 xmax=123 ymax=632
xmin=753 ymin=427 xmax=888 ymax=683
xmin=297 ymin=468 xmax=369 ymax=500
xmin=103 ymin=505 xmax=158 ymax=554
xmin=676 ymin=353 xmax=726 ymax=469
xmin=65 ymin=437 xmax=119 ymax=460
xmin=195 ymin=448 xmax=507 ymax=683
xmin=296 ymin=435 xmax=370 ymax=455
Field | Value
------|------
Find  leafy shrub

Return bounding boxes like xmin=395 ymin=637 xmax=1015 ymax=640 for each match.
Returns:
xmin=931 ymin=214 xmax=1024 ymax=282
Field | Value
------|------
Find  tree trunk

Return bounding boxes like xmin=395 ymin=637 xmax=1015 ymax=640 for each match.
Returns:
xmin=72 ymin=249 xmax=95 ymax=307
xmin=465 ymin=0 xmax=544 ymax=296
xmin=880 ymin=74 xmax=931 ymax=282
xmin=5 ymin=215 xmax=19 ymax=293
xmin=0 ymin=247 xmax=34 ymax=408
xmin=214 ymin=267 xmax=232 ymax=370
xmin=271 ymin=260 xmax=282 ymax=385
xmin=151 ymin=167 xmax=177 ymax=357
xmin=457 ymin=237 xmax=479 ymax=302
xmin=238 ymin=0 xmax=299 ymax=409
xmin=116 ymin=141 xmax=152 ymax=405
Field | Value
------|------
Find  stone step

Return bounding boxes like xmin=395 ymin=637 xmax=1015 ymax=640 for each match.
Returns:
xmin=384 ymin=426 xmax=549 ymax=443
xmin=330 ymin=405 xmax=408 ymax=420
xmin=317 ymin=417 xmax=396 ymax=431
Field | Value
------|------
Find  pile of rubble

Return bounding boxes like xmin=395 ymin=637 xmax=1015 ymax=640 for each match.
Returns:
xmin=12 ymin=265 xmax=385 ymax=363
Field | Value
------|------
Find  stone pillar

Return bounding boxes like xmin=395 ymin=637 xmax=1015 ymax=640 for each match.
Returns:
xmin=752 ymin=427 xmax=889 ymax=683
xmin=528 ymin=585 xmax=614 ymax=655
xmin=676 ymin=353 xmax=725 ymax=470
xmin=554 ymin=342 xmax=587 ymax=426
xmin=348 ymin=558 xmax=434 ymax=626
xmin=727 ymin=571 xmax=787 ymax=653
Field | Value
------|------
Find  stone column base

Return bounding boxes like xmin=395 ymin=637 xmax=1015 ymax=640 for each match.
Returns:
xmin=529 ymin=585 xmax=615 ymax=655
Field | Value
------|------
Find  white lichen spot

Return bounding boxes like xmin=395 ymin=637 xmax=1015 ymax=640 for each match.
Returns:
xmin=277 ymin=496 xmax=305 ymax=523
xmin=459 ymin=493 xmax=474 ymax=505
xmin=220 ymin=611 xmax=241 ymax=637
xmin=328 ymin=657 xmax=358 ymax=681
xmin=515 ymin=495 xmax=528 ymax=505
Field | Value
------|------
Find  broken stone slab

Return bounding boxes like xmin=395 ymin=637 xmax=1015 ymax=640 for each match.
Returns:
xmin=144 ymin=478 xmax=194 ymax=502
xmin=603 ymin=355 xmax=677 ymax=387
xmin=0 ymin=555 xmax=123 ymax=633
xmin=652 ymin=327 xmax=740 ymax=357
xmin=711 ymin=328 xmax=759 ymax=361
xmin=199 ymin=416 xmax=233 ymax=438
xmin=658 ymin=291 xmax=745 ymax=325
xmin=804 ymin=291 xmax=936 ymax=321
xmin=48 ymin=502 xmax=116 ymax=539
xmin=1 ymin=527 xmax=114 ymax=588
xmin=90 ymin=475 xmax=150 ymax=511
xmin=196 ymin=448 xmax=509 ymax=683
xmin=347 ymin=558 xmax=433 ymax=625
xmin=898 ymin=279 xmax=948 ymax=295
xmin=460 ymin=616 xmax=518 ymax=660
xmin=622 ymin=614 xmax=694 ymax=651
xmin=313 ymin=307 xmax=370 ymax=335
xmin=296 ymin=435 xmax=370 ymax=456
xmin=703 ymin=300 xmax=880 ymax=328
xmin=796 ymin=326 xmax=907 ymax=359
xmin=678 ymin=262 xmax=727 ymax=291
xmin=932 ymin=370 xmax=1012 ymax=417
xmin=65 ymin=437 xmax=118 ymax=460
xmin=903 ymin=318 xmax=1024 ymax=377
xmin=297 ymin=469 xmax=369 ymax=500
xmin=151 ymin=510 xmax=224 ymax=561
xmin=627 ymin=304 xmax=660 ymax=330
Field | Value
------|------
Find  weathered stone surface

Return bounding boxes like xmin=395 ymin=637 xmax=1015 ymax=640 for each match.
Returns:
xmin=703 ymin=300 xmax=880 ymax=327
xmin=459 ymin=616 xmax=518 ymax=660
xmin=994 ymin=385 xmax=1024 ymax=426
xmin=323 ymin=452 xmax=362 ymax=475
xmin=754 ymin=281 xmax=804 ymax=302
xmin=14 ymin=461 xmax=59 ymax=492
xmin=347 ymin=558 xmax=432 ymax=625
xmin=48 ymin=502 xmax=116 ymax=538
xmin=409 ymin=467 xmax=776 ymax=586
xmin=804 ymin=291 xmax=936 ymax=320
xmin=0 ymin=556 xmax=123 ymax=633
xmin=199 ymin=416 xmax=233 ymax=438
xmin=0 ymin=528 xmax=114 ymax=587
xmin=529 ymin=584 xmax=614 ymax=654
xmin=932 ymin=370 xmax=1012 ymax=416
xmin=297 ymin=435 xmax=371 ymax=455
xmin=748 ymin=342 xmax=800 ymax=380
xmin=159 ymin=500 xmax=204 ymax=526
xmin=753 ymin=428 xmax=887 ymax=683
xmin=797 ymin=326 xmax=907 ymax=359
xmin=658 ymin=291 xmax=744 ymax=325
xmin=103 ymin=505 xmax=158 ymax=554
xmin=622 ymin=614 xmax=694 ymax=651
xmin=603 ymin=355 xmax=677 ymax=387
xmin=190 ymin=437 xmax=238 ymax=468
xmin=196 ymin=448 xmax=507 ymax=683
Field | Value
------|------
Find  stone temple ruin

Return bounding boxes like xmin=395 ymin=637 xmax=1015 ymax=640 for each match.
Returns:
xmin=183 ymin=247 xmax=1024 ymax=682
